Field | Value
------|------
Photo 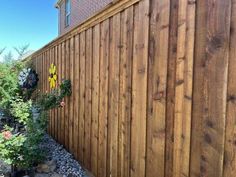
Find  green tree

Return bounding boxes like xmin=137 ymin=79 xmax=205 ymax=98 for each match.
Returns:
xmin=3 ymin=51 xmax=14 ymax=64
xmin=14 ymin=44 xmax=30 ymax=58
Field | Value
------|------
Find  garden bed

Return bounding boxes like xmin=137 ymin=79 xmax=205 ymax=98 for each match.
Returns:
xmin=0 ymin=133 xmax=86 ymax=177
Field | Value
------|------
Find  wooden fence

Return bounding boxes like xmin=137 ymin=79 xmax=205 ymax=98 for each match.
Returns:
xmin=31 ymin=0 xmax=236 ymax=177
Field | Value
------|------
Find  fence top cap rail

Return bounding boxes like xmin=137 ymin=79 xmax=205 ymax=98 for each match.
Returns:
xmin=31 ymin=0 xmax=140 ymax=58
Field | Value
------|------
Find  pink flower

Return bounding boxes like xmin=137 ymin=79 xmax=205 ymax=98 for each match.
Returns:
xmin=2 ymin=131 xmax=12 ymax=140
xmin=60 ymin=101 xmax=65 ymax=107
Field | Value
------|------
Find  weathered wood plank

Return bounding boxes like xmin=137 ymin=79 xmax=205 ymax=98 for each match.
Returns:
xmin=190 ymin=0 xmax=231 ymax=177
xmin=146 ymin=0 xmax=170 ymax=177
xmin=57 ymin=44 xmax=62 ymax=143
xmin=54 ymin=46 xmax=58 ymax=141
xmin=51 ymin=48 xmax=55 ymax=138
xmin=64 ymin=39 xmax=70 ymax=150
xmin=84 ymin=28 xmax=92 ymax=169
xmin=91 ymin=24 xmax=100 ymax=176
xmin=223 ymin=1 xmax=236 ymax=176
xmin=130 ymin=0 xmax=149 ymax=176
xmin=60 ymin=42 xmax=66 ymax=145
xmin=165 ymin=0 xmax=179 ymax=176
xmin=48 ymin=49 xmax=51 ymax=136
xmin=107 ymin=13 xmax=120 ymax=177
xmin=69 ymin=37 xmax=75 ymax=153
xmin=223 ymin=0 xmax=236 ymax=177
xmin=98 ymin=19 xmax=109 ymax=177
xmin=73 ymin=34 xmax=80 ymax=160
xmin=79 ymin=31 xmax=86 ymax=163
xmin=172 ymin=0 xmax=195 ymax=177
xmin=118 ymin=6 xmax=133 ymax=177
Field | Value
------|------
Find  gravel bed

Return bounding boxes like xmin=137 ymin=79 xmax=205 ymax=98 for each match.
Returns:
xmin=0 ymin=160 xmax=11 ymax=176
xmin=40 ymin=134 xmax=86 ymax=177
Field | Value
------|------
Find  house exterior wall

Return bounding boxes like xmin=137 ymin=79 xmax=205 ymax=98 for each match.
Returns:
xmin=58 ymin=0 xmax=112 ymax=35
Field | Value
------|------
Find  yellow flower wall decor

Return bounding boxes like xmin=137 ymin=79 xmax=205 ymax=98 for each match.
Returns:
xmin=48 ymin=63 xmax=57 ymax=89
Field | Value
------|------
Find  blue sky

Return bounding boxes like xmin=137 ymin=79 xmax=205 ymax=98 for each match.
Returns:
xmin=0 ymin=0 xmax=58 ymax=60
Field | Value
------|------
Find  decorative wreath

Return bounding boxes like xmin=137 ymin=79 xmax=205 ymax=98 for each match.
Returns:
xmin=18 ymin=68 xmax=39 ymax=89
xmin=48 ymin=63 xmax=57 ymax=89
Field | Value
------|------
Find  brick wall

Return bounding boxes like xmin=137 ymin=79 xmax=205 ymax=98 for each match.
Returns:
xmin=58 ymin=0 xmax=112 ymax=35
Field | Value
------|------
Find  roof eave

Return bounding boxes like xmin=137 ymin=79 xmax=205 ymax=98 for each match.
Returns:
xmin=55 ymin=0 xmax=63 ymax=8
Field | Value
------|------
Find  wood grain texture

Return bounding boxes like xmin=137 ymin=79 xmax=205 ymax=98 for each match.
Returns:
xmin=60 ymin=42 xmax=66 ymax=145
xmin=146 ymin=0 xmax=170 ymax=177
xmin=31 ymin=1 xmax=236 ymax=177
xmin=91 ymin=24 xmax=100 ymax=177
xmin=84 ymin=28 xmax=92 ymax=169
xmin=73 ymin=34 xmax=80 ymax=160
xmin=118 ymin=7 xmax=133 ymax=177
xmin=173 ymin=0 xmax=195 ymax=177
xmin=130 ymin=1 xmax=149 ymax=177
xmin=79 ymin=32 xmax=86 ymax=163
xmin=98 ymin=19 xmax=109 ymax=177
xmin=63 ymin=40 xmax=70 ymax=150
xmin=69 ymin=37 xmax=75 ymax=153
xmin=223 ymin=1 xmax=236 ymax=176
xmin=190 ymin=0 xmax=231 ymax=177
xmin=107 ymin=13 xmax=121 ymax=177
xmin=54 ymin=46 xmax=58 ymax=141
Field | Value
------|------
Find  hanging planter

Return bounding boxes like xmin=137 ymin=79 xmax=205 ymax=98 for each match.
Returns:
xmin=48 ymin=63 xmax=57 ymax=89
xmin=18 ymin=68 xmax=39 ymax=89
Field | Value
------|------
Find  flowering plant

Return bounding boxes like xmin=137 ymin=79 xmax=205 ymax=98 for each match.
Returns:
xmin=0 ymin=97 xmax=46 ymax=171
xmin=37 ymin=79 xmax=71 ymax=111
xmin=0 ymin=127 xmax=26 ymax=166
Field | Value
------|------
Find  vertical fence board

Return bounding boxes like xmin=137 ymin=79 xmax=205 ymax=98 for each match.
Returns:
xmin=131 ymin=0 xmax=149 ymax=177
xmin=69 ymin=37 xmax=75 ymax=153
xmin=64 ymin=39 xmax=70 ymax=149
xmin=48 ymin=50 xmax=52 ymax=135
xmin=98 ymin=19 xmax=109 ymax=177
xmin=190 ymin=0 xmax=231 ymax=177
xmin=146 ymin=0 xmax=170 ymax=177
xmin=79 ymin=32 xmax=86 ymax=163
xmin=91 ymin=24 xmax=100 ymax=177
xmin=165 ymin=0 xmax=179 ymax=176
xmin=118 ymin=6 xmax=133 ymax=177
xmin=107 ymin=13 xmax=121 ymax=177
xmin=73 ymin=34 xmax=80 ymax=160
xmin=55 ymin=46 xmax=59 ymax=141
xmin=57 ymin=44 xmax=61 ymax=143
xmin=61 ymin=42 xmax=66 ymax=145
xmin=52 ymin=47 xmax=56 ymax=139
xmin=84 ymin=28 xmax=93 ymax=169
xmin=223 ymin=1 xmax=236 ymax=176
xmin=172 ymin=0 xmax=195 ymax=177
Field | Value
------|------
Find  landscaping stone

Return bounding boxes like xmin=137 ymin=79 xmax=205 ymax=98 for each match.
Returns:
xmin=50 ymin=173 xmax=63 ymax=177
xmin=39 ymin=134 xmax=86 ymax=177
xmin=36 ymin=160 xmax=56 ymax=174
xmin=36 ymin=163 xmax=51 ymax=173
xmin=35 ymin=173 xmax=50 ymax=177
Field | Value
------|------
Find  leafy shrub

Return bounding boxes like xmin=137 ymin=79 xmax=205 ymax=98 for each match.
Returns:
xmin=0 ymin=62 xmax=25 ymax=108
xmin=0 ymin=58 xmax=72 ymax=173
xmin=10 ymin=96 xmax=32 ymax=125
xmin=0 ymin=127 xmax=26 ymax=166
xmin=0 ymin=97 xmax=46 ymax=170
